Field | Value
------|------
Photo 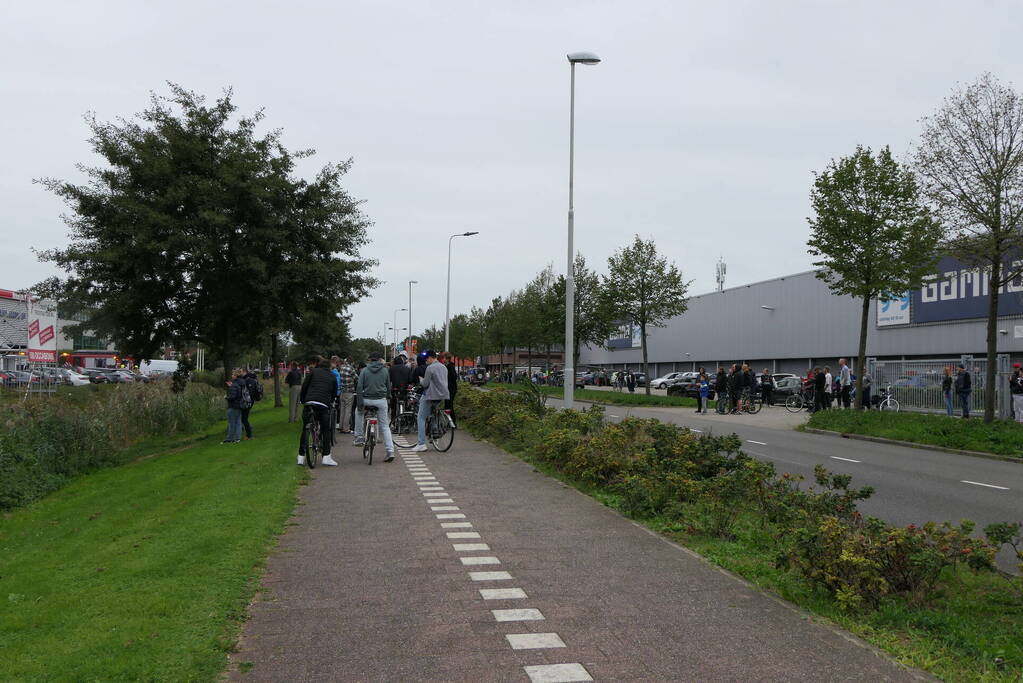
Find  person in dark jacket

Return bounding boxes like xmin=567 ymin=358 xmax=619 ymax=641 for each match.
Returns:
xmin=813 ymin=367 xmax=827 ymax=413
xmin=714 ymin=367 xmax=728 ymax=413
xmin=727 ymin=364 xmax=741 ymax=413
xmin=941 ymin=366 xmax=954 ymax=417
xmin=954 ymin=364 xmax=972 ymax=418
xmin=224 ymin=368 xmax=246 ymax=443
xmin=285 ymin=362 xmax=304 ymax=423
xmin=240 ymin=371 xmax=260 ymax=440
xmin=443 ymin=353 xmax=459 ymax=426
xmin=298 ymin=358 xmax=339 ymax=466
xmin=388 ymin=355 xmax=413 ymax=418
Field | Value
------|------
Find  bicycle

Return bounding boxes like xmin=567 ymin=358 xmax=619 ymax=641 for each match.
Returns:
xmin=362 ymin=405 xmax=379 ymax=465
xmin=390 ymin=389 xmax=417 ymax=435
xmin=785 ymin=385 xmax=816 ymax=413
xmin=877 ymin=384 xmax=900 ymax=412
xmin=425 ymin=400 xmax=455 ymax=452
xmin=742 ymin=388 xmax=763 ymax=414
xmin=302 ymin=405 xmax=323 ymax=469
xmin=329 ymin=396 xmax=340 ymax=445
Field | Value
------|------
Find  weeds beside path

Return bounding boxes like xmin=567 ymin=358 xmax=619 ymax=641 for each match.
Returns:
xmin=806 ymin=409 xmax=1023 ymax=459
xmin=489 ymin=381 xmax=699 ymax=407
xmin=0 ymin=401 xmax=305 ymax=681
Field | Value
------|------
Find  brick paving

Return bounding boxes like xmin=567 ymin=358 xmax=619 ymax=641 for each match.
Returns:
xmin=229 ymin=430 xmax=927 ymax=682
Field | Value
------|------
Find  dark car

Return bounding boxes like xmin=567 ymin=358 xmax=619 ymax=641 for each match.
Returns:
xmin=668 ymin=378 xmax=714 ymax=400
xmin=768 ymin=375 xmax=804 ymax=404
xmin=82 ymin=369 xmax=113 ymax=384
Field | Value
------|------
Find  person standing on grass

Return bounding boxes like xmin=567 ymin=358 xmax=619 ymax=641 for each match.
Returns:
xmin=285 ymin=361 xmax=303 ymax=423
xmin=823 ymin=366 xmax=834 ymax=410
xmin=838 ymin=359 xmax=852 ymax=408
xmin=626 ymin=370 xmax=636 ymax=393
xmin=223 ymin=368 xmax=247 ymax=444
xmin=240 ymin=369 xmax=260 ymax=440
xmin=955 ymin=364 xmax=972 ymax=418
xmin=942 ymin=366 xmax=954 ymax=417
xmin=860 ymin=372 xmax=872 ymax=409
xmin=1010 ymin=364 xmax=1023 ymax=423
xmin=812 ymin=367 xmax=826 ymax=413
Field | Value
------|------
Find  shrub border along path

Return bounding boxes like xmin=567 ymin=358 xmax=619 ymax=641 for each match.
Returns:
xmin=488 ymin=381 xmax=699 ymax=407
xmin=0 ymin=400 xmax=306 ymax=681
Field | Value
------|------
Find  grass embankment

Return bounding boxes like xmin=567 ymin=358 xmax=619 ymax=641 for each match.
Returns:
xmin=806 ymin=409 xmax=1023 ymax=458
xmin=461 ymin=387 xmax=1023 ymax=682
xmin=0 ymin=400 xmax=305 ymax=681
xmin=489 ymin=381 xmax=699 ymax=407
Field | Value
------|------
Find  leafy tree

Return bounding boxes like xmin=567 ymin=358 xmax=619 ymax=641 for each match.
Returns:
xmin=553 ymin=253 xmax=616 ymax=371
xmin=915 ymin=73 xmax=1023 ymax=422
xmin=603 ymin=236 xmax=691 ymax=395
xmin=35 ymin=84 xmax=376 ymax=383
xmin=807 ymin=145 xmax=941 ymax=408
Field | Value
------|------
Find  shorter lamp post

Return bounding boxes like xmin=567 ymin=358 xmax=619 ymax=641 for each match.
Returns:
xmin=445 ymin=231 xmax=479 ymax=352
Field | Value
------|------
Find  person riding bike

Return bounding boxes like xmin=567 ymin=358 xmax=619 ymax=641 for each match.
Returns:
xmin=353 ymin=351 xmax=396 ymax=462
xmin=388 ymin=354 xmax=413 ymax=418
xmin=298 ymin=357 xmax=339 ymax=467
xmin=412 ymin=349 xmax=449 ymax=452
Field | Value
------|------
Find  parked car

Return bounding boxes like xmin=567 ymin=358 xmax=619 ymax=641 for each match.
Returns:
xmin=3 ymin=370 xmax=39 ymax=387
xmin=60 ymin=369 xmax=92 ymax=386
xmin=768 ymin=375 xmax=804 ymax=404
xmin=668 ymin=376 xmax=713 ymax=400
xmin=649 ymin=372 xmax=688 ymax=389
xmin=82 ymin=369 xmax=113 ymax=384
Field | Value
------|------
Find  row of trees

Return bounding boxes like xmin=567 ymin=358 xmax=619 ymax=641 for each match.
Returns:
xmin=436 ymin=236 xmax=691 ymax=396
xmin=36 ymin=85 xmax=378 ymax=404
xmin=808 ymin=73 xmax=1023 ymax=421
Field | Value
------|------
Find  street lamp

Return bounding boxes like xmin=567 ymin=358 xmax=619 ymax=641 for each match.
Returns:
xmin=445 ymin=231 xmax=480 ymax=353
xmin=393 ymin=307 xmax=407 ymax=355
xmin=408 ymin=281 xmax=418 ymax=355
xmin=564 ymin=50 xmax=601 ymax=410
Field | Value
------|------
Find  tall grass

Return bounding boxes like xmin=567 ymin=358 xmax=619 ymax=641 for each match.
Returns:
xmin=0 ymin=382 xmax=222 ymax=510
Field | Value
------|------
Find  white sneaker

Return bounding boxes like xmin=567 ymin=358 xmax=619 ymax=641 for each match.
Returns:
xmin=353 ymin=438 xmax=365 ymax=446
xmin=296 ymin=455 xmax=306 ymax=466
xmin=412 ymin=444 xmax=429 ymax=452
xmin=322 ymin=455 xmax=339 ymax=466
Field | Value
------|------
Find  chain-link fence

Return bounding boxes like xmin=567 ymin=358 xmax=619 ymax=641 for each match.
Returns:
xmin=866 ymin=355 xmax=1011 ymax=418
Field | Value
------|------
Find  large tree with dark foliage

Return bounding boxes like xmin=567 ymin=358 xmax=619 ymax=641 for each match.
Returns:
xmin=36 ymin=85 xmax=376 ymax=381
xmin=915 ymin=73 xmax=1023 ymax=422
xmin=808 ymin=145 xmax=941 ymax=408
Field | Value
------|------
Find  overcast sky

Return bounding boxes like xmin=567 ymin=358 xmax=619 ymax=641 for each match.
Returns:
xmin=3 ymin=1 xmax=1019 ymax=342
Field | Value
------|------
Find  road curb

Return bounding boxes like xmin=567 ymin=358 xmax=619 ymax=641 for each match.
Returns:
xmin=802 ymin=427 xmax=1023 ymax=464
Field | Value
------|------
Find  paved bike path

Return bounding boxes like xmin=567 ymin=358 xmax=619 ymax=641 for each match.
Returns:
xmin=229 ymin=432 xmax=927 ymax=682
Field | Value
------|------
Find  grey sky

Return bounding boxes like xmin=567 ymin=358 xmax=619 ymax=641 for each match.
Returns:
xmin=2 ymin=1 xmax=1018 ymax=343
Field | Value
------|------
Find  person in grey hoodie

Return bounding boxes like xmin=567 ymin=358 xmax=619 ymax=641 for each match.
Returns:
xmin=353 ymin=351 xmax=395 ymax=461
xmin=414 ymin=349 xmax=449 ymax=451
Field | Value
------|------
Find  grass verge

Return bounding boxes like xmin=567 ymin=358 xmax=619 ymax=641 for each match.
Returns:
xmin=489 ymin=381 xmax=699 ymax=407
xmin=806 ymin=409 xmax=1023 ymax=459
xmin=0 ymin=400 xmax=305 ymax=681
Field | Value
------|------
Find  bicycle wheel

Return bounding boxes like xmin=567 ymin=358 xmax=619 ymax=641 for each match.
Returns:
xmin=364 ymin=430 xmax=375 ymax=465
xmin=785 ymin=394 xmax=803 ymax=413
xmin=429 ymin=412 xmax=455 ymax=452
xmin=746 ymin=396 xmax=763 ymax=414
xmin=306 ymin=423 xmax=318 ymax=469
xmin=880 ymin=398 xmax=900 ymax=412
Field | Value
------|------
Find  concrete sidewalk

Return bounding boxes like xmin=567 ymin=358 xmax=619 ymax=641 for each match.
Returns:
xmin=229 ymin=431 xmax=926 ymax=682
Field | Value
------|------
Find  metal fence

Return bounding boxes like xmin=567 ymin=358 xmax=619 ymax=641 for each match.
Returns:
xmin=866 ymin=355 xmax=1011 ymax=419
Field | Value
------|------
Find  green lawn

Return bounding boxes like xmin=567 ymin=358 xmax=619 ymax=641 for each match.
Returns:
xmin=490 ymin=382 xmax=699 ymax=407
xmin=806 ymin=409 xmax=1023 ymax=458
xmin=0 ymin=400 xmax=305 ymax=681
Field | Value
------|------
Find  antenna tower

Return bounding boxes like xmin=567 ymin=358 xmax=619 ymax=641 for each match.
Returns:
xmin=715 ymin=258 xmax=726 ymax=292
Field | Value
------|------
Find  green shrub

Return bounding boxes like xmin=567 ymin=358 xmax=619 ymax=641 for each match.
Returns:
xmin=0 ymin=382 xmax=221 ymax=510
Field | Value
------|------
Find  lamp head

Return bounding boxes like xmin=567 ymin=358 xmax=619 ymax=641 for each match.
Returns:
xmin=463 ymin=231 xmax=479 ymax=236
xmin=567 ymin=51 xmax=601 ymax=65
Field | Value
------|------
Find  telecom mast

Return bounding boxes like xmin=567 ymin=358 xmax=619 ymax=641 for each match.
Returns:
xmin=715 ymin=258 xmax=726 ymax=292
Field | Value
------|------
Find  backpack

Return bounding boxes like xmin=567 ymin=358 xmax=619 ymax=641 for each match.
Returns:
xmin=239 ymin=382 xmax=254 ymax=409
xmin=249 ymin=378 xmax=264 ymax=402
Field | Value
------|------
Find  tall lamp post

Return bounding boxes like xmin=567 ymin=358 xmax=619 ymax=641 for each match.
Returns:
xmin=408 ymin=280 xmax=418 ymax=356
xmin=564 ymin=51 xmax=601 ymax=410
xmin=393 ymin=307 xmax=407 ymax=356
xmin=445 ymin=231 xmax=479 ymax=353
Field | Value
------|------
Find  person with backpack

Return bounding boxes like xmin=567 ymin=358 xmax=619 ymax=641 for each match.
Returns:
xmin=955 ymin=363 xmax=972 ymax=418
xmin=223 ymin=368 xmax=247 ymax=444
xmin=285 ymin=361 xmax=303 ymax=422
xmin=240 ymin=370 xmax=262 ymax=440
xmin=1010 ymin=364 xmax=1023 ymax=423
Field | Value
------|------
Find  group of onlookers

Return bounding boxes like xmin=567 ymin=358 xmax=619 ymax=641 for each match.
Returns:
xmin=223 ymin=368 xmax=264 ymax=443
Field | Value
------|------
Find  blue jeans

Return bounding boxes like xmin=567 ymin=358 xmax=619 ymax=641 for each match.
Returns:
xmin=417 ymin=398 xmax=439 ymax=445
xmin=958 ymin=391 xmax=971 ymax=418
xmin=355 ymin=397 xmax=395 ymax=453
xmin=944 ymin=390 xmax=954 ymax=417
xmin=226 ymin=407 xmax=242 ymax=441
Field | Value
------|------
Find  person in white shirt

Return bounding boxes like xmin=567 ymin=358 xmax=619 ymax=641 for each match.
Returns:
xmin=823 ymin=366 xmax=834 ymax=409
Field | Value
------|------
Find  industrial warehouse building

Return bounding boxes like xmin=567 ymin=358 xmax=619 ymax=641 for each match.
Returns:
xmin=577 ymin=256 xmax=1023 ymax=379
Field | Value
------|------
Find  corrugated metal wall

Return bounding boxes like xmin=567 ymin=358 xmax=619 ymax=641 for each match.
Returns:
xmin=578 ymin=270 xmax=1023 ymax=369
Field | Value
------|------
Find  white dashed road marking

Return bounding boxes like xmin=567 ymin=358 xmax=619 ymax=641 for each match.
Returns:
xmin=429 ymin=498 xmax=455 ymax=503
xmin=441 ymin=522 xmax=472 ymax=528
xmin=480 ymin=588 xmax=527 ymax=600
xmin=747 ymin=440 xmax=767 ymax=445
xmin=690 ymin=428 xmax=703 ymax=433
xmin=460 ymin=556 xmax=501 ymax=565
xmin=469 ymin=571 xmax=512 ymax=581
xmin=524 ymin=663 xmax=593 ymax=682
xmin=453 ymin=543 xmax=490 ymax=551
xmin=830 ymin=456 xmax=861 ymax=463
xmin=431 ymin=506 xmax=459 ymax=511
xmin=506 ymin=633 xmax=566 ymax=650
xmin=961 ymin=480 xmax=1010 ymax=490
xmin=446 ymin=531 xmax=481 ymax=539
xmin=492 ymin=608 xmax=545 ymax=622
xmin=436 ymin=513 xmax=466 ymax=519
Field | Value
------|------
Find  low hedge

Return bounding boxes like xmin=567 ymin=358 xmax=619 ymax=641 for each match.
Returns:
xmin=806 ymin=409 xmax=1023 ymax=458
xmin=0 ymin=382 xmax=222 ymax=510
xmin=460 ymin=386 xmax=1023 ymax=679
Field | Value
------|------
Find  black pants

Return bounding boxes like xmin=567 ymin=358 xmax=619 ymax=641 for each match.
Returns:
xmin=240 ymin=407 xmax=253 ymax=438
xmin=761 ymin=386 xmax=772 ymax=406
xmin=300 ymin=404 xmax=332 ymax=456
xmin=840 ymin=385 xmax=851 ymax=408
xmin=445 ymin=392 xmax=457 ymax=423
xmin=814 ymin=391 xmax=826 ymax=412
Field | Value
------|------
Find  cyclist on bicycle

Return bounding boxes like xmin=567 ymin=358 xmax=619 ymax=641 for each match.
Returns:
xmin=388 ymin=354 xmax=412 ymax=417
xmin=353 ymin=351 xmax=396 ymax=462
xmin=298 ymin=357 xmax=339 ymax=467
xmin=412 ymin=349 xmax=448 ymax=452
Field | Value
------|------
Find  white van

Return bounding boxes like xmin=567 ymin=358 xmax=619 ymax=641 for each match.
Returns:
xmin=140 ymin=359 xmax=179 ymax=376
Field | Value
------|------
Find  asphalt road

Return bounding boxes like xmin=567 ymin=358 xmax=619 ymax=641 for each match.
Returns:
xmin=545 ymin=396 xmax=1023 ymax=573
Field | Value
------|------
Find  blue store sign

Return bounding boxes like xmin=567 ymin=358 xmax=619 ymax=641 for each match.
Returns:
xmin=912 ymin=256 xmax=1023 ymax=323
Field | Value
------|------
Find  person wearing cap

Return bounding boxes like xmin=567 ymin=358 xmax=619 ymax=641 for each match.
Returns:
xmin=1010 ymin=363 xmax=1023 ymax=423
xmin=413 ymin=349 xmax=449 ymax=452
xmin=954 ymin=363 xmax=972 ymax=418
xmin=353 ymin=351 xmax=396 ymax=461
